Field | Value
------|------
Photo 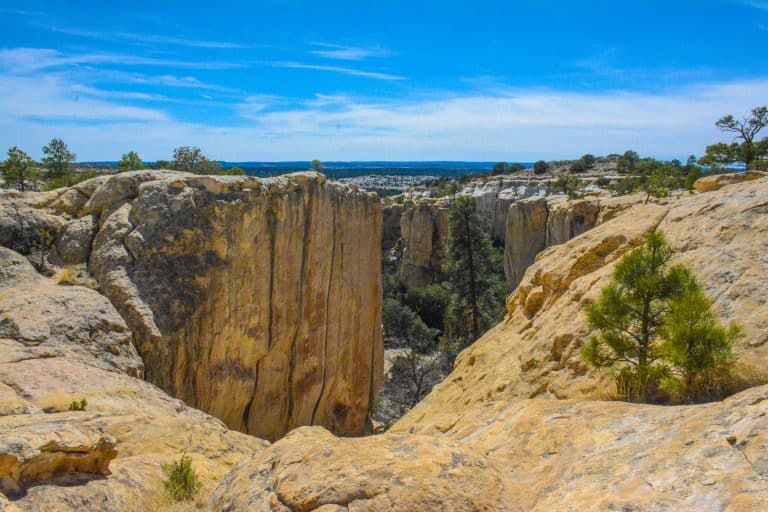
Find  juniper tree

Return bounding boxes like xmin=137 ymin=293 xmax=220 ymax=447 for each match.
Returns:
xmin=41 ymin=138 xmax=75 ymax=179
xmin=700 ymin=106 xmax=768 ymax=169
xmin=119 ymin=151 xmax=144 ymax=172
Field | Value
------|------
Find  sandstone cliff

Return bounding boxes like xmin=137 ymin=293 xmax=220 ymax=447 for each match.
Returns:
xmin=504 ymin=194 xmax=651 ymax=289
xmin=0 ymin=171 xmax=384 ymax=441
xmin=398 ymin=200 xmax=450 ymax=288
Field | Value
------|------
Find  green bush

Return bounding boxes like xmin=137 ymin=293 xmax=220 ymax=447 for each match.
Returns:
xmin=43 ymin=170 xmax=99 ymax=191
xmin=582 ymin=231 xmax=740 ymax=403
xmin=68 ymin=398 xmax=87 ymax=411
xmin=162 ymin=454 xmax=201 ymax=502
xmin=533 ymin=160 xmax=548 ymax=174
xmin=660 ymin=282 xmax=741 ymax=401
xmin=403 ymin=284 xmax=451 ymax=330
xmin=382 ymin=298 xmax=438 ymax=352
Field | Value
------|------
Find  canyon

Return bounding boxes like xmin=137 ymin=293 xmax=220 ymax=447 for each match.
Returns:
xmin=1 ymin=171 xmax=767 ymax=511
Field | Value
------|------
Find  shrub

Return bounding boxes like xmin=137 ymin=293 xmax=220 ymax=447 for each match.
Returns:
xmin=583 ymin=231 xmax=740 ymax=403
xmin=403 ymin=284 xmax=451 ymax=330
xmin=382 ymin=298 xmax=438 ymax=352
xmin=660 ymin=282 xmax=741 ymax=401
xmin=68 ymin=398 xmax=87 ymax=411
xmin=595 ymin=177 xmax=611 ymax=187
xmin=162 ymin=454 xmax=201 ymax=502
xmin=554 ymin=174 xmax=583 ymax=199
xmin=533 ymin=160 xmax=548 ymax=174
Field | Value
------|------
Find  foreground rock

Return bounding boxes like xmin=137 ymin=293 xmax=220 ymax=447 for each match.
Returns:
xmin=0 ymin=248 xmax=265 ymax=510
xmin=1 ymin=171 xmax=384 ymax=441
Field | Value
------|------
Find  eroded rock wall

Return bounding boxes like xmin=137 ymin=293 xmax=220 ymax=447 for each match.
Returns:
xmin=399 ymin=200 xmax=450 ymax=288
xmin=83 ymin=171 xmax=383 ymax=441
xmin=0 ymin=170 xmax=384 ymax=442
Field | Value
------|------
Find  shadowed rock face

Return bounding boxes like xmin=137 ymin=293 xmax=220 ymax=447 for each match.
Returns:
xmin=0 ymin=170 xmax=384 ymax=442
xmin=82 ymin=171 xmax=384 ymax=441
xmin=399 ymin=201 xmax=450 ymax=288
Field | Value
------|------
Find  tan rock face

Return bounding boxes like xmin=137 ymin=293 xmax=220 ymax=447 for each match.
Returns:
xmin=504 ymin=194 xmax=644 ymax=289
xmin=80 ymin=171 xmax=384 ymax=441
xmin=693 ymin=170 xmax=767 ymax=192
xmin=0 ymin=171 xmax=384 ymax=441
xmin=399 ymin=200 xmax=450 ymax=288
xmin=216 ymin=385 xmax=768 ymax=511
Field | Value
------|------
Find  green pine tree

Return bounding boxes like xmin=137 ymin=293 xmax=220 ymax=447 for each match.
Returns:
xmin=1 ymin=146 xmax=38 ymax=192
xmin=582 ymin=231 xmax=691 ymax=401
xmin=660 ymin=281 xmax=741 ymax=401
xmin=443 ymin=196 xmax=505 ymax=355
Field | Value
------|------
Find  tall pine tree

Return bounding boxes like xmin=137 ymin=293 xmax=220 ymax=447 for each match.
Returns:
xmin=443 ymin=196 xmax=505 ymax=355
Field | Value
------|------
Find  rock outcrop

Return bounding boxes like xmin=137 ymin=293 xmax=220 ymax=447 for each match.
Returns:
xmin=0 ymin=247 xmax=266 ymax=509
xmin=399 ymin=200 xmax=450 ymax=288
xmin=504 ymin=194 xmax=650 ymax=289
xmin=0 ymin=171 xmax=384 ymax=441
xmin=402 ymin=177 xmax=768 ymax=429
xmin=693 ymin=170 xmax=767 ymax=192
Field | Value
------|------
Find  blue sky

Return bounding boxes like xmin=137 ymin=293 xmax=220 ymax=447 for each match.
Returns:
xmin=1 ymin=1 xmax=767 ymax=161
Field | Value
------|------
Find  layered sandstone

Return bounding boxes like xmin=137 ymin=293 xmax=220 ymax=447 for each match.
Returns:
xmin=504 ymin=193 xmax=653 ymax=288
xmin=0 ymin=171 xmax=384 ymax=441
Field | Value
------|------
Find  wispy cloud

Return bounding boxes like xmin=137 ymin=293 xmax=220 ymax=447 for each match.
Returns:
xmin=0 ymin=7 xmax=45 ymax=16
xmin=309 ymin=43 xmax=389 ymax=61
xmin=0 ymin=48 xmax=245 ymax=74
xmin=49 ymin=26 xmax=256 ymax=49
xmin=274 ymin=62 xmax=405 ymax=80
xmin=4 ymin=75 xmax=767 ymax=161
xmin=0 ymin=74 xmax=168 ymax=122
xmin=68 ymin=84 xmax=171 ymax=102
xmin=743 ymin=1 xmax=768 ymax=9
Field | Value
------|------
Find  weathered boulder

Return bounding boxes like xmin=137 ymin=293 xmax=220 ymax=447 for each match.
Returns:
xmin=399 ymin=200 xmax=450 ymax=288
xmin=0 ymin=247 xmax=141 ymax=376
xmin=82 ymin=171 xmax=383 ymax=441
xmin=694 ymin=170 xmax=767 ymax=192
xmin=56 ymin=215 xmax=97 ymax=265
xmin=213 ymin=426 xmax=512 ymax=511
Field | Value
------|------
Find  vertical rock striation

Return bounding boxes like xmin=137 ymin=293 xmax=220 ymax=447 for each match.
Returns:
xmin=399 ymin=200 xmax=450 ymax=288
xmin=80 ymin=171 xmax=383 ymax=441
xmin=504 ymin=195 xmax=642 ymax=289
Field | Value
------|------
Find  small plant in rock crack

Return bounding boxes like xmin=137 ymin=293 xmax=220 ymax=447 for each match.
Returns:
xmin=162 ymin=453 xmax=201 ymax=502
xmin=68 ymin=398 xmax=87 ymax=411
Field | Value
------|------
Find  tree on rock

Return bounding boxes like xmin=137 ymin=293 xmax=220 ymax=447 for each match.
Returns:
xmin=42 ymin=138 xmax=75 ymax=179
xmin=119 ymin=151 xmax=144 ymax=172
xmin=172 ymin=146 xmax=222 ymax=174
xmin=660 ymin=281 xmax=741 ymax=401
xmin=1 ymin=146 xmax=38 ymax=191
xmin=700 ymin=106 xmax=768 ymax=170
xmin=443 ymin=196 xmax=505 ymax=355
xmin=582 ymin=231 xmax=690 ymax=401
xmin=533 ymin=160 xmax=549 ymax=174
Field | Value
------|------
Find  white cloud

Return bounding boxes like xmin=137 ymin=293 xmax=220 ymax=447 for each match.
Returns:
xmin=0 ymin=48 xmax=245 ymax=74
xmin=0 ymin=74 xmax=168 ymax=122
xmin=2 ymin=75 xmax=767 ymax=161
xmin=49 ymin=26 xmax=256 ymax=49
xmin=309 ymin=43 xmax=389 ymax=61
xmin=274 ymin=62 xmax=405 ymax=80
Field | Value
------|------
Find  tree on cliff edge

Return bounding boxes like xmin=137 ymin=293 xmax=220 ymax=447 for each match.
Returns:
xmin=699 ymin=106 xmax=768 ymax=170
xmin=2 ymin=146 xmax=38 ymax=191
xmin=443 ymin=196 xmax=505 ymax=357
